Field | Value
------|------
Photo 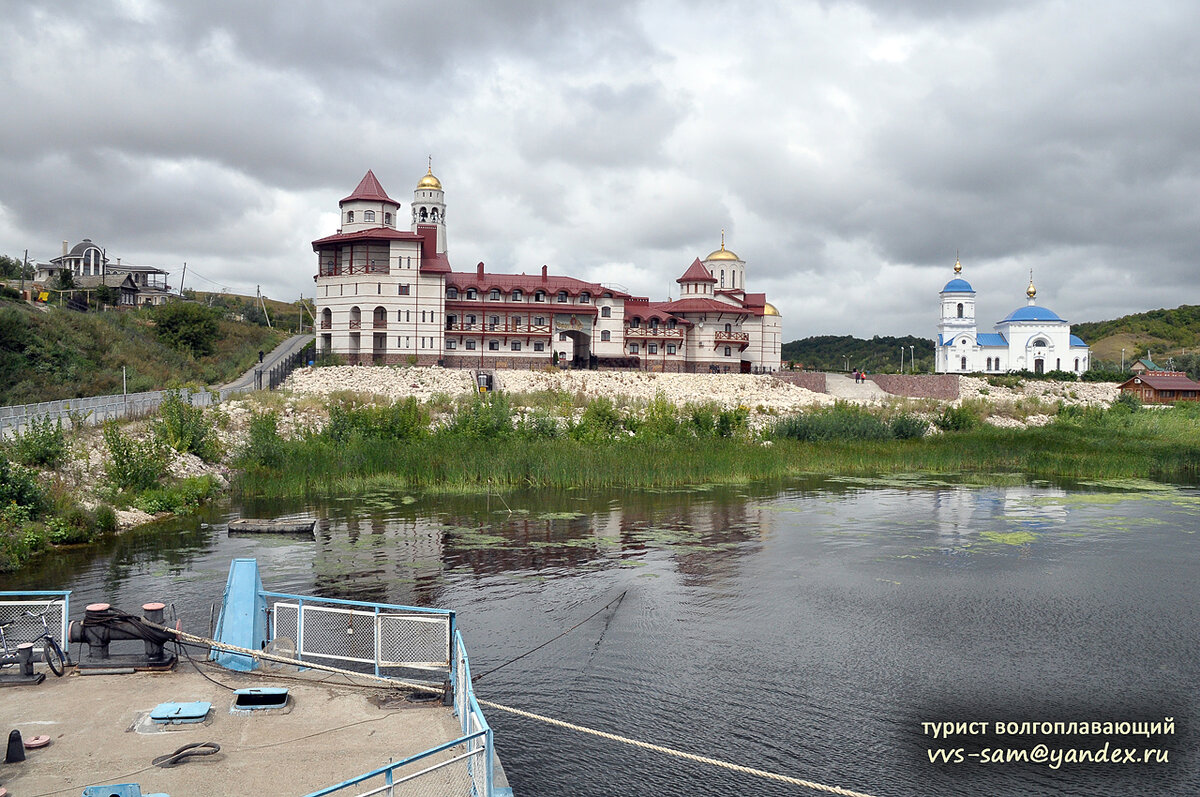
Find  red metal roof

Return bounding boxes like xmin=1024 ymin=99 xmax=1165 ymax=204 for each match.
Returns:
xmin=340 ymin=170 xmax=399 ymax=205
xmin=416 ymin=226 xmax=451 ymax=274
xmin=658 ymin=297 xmax=746 ymax=315
xmin=624 ymin=299 xmax=692 ymax=324
xmin=1120 ymin=372 xmax=1200 ymax=391
xmin=677 ymin=258 xmax=716 ymax=284
xmin=447 ymin=271 xmax=628 ymax=297
xmin=312 ymin=227 xmax=422 ymax=247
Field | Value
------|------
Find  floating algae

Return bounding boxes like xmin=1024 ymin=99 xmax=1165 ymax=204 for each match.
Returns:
xmin=980 ymin=530 xmax=1039 ymax=545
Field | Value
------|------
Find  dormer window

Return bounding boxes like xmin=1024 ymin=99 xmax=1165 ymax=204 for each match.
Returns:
xmin=511 ymin=289 xmax=522 ymax=302
xmin=466 ymin=289 xmax=477 ymax=300
xmin=346 ymin=211 xmax=354 ymax=223
xmin=364 ymin=211 xmax=375 ymax=223
xmin=556 ymin=291 xmax=568 ymax=303
xmin=580 ymin=292 xmax=590 ymax=304
xmin=489 ymin=289 xmax=500 ymax=301
xmin=535 ymin=291 xmax=545 ymax=302
xmin=447 ymin=287 xmax=458 ymax=299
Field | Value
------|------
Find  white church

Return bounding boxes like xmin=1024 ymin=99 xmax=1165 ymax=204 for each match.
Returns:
xmin=936 ymin=259 xmax=1090 ymax=375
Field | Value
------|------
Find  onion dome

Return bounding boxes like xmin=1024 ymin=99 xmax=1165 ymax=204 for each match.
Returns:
xmin=417 ymin=164 xmax=442 ymax=190
xmin=705 ymin=230 xmax=740 ymax=261
xmin=763 ymin=302 xmax=781 ymax=316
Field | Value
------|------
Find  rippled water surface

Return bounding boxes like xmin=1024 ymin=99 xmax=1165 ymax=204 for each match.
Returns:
xmin=10 ymin=477 xmax=1200 ymax=796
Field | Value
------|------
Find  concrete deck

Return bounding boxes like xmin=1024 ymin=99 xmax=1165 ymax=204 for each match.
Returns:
xmin=0 ymin=661 xmax=463 ymax=795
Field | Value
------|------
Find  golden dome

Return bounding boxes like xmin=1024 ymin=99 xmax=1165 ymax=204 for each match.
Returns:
xmin=1026 ymin=269 xmax=1036 ymax=299
xmin=705 ymin=230 xmax=740 ymax=262
xmin=416 ymin=163 xmax=442 ymax=191
xmin=763 ymin=302 xmax=780 ymax=316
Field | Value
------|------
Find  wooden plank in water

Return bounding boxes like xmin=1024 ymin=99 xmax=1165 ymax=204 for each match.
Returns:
xmin=228 ymin=518 xmax=316 ymax=535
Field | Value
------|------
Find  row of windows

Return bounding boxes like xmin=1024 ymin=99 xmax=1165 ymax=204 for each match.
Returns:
xmin=445 ymin=340 xmax=547 ymax=352
xmin=626 ymin=343 xmax=681 ymax=355
xmin=447 ymin=287 xmax=604 ymax=305
xmin=344 ymin=210 xmax=394 ymax=225
xmin=447 ymin=314 xmax=548 ymax=327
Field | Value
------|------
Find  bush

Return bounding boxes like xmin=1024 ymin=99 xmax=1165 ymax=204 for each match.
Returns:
xmin=154 ymin=390 xmax=220 ymax=462
xmin=934 ymin=404 xmax=981 ymax=432
xmin=986 ymin=374 xmax=1024 ymax=389
xmin=103 ymin=421 xmax=168 ymax=492
xmin=152 ymin=302 xmax=220 ymax=356
xmin=570 ymin=397 xmax=623 ymax=442
xmin=516 ymin=408 xmax=559 ymax=440
xmin=716 ymin=406 xmax=750 ymax=438
xmin=241 ymin=410 xmax=285 ymax=468
xmin=133 ymin=476 xmax=220 ymax=515
xmin=1082 ymin=368 xmax=1127 ymax=383
xmin=94 ymin=504 xmax=118 ymax=533
xmin=634 ymin=394 xmax=680 ymax=440
xmin=1113 ymin=392 xmax=1142 ymax=413
xmin=0 ymin=455 xmax=46 ymax=514
xmin=773 ymin=404 xmax=893 ymax=442
xmin=1044 ymin=369 xmax=1078 ymax=382
xmin=47 ymin=507 xmax=96 ymax=545
xmin=890 ymin=414 xmax=929 ymax=440
xmin=7 ymin=414 xmax=67 ymax=468
xmin=440 ymin=394 xmax=513 ymax=440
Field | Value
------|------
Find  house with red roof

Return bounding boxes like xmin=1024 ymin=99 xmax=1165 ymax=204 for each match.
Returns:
xmin=313 ymin=167 xmax=782 ymax=373
xmin=1118 ymin=372 xmax=1200 ymax=404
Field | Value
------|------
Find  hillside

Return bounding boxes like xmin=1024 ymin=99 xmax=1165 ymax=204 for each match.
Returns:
xmin=782 ymin=304 xmax=1200 ymax=377
xmin=781 ymin=335 xmax=934 ymax=373
xmin=0 ymin=294 xmax=292 ymax=405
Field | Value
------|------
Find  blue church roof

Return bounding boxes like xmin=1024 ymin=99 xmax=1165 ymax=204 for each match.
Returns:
xmin=1070 ymin=335 xmax=1088 ymax=347
xmin=999 ymin=305 xmax=1063 ymax=323
xmin=977 ymin=333 xmax=1007 ymax=346
xmin=941 ymin=278 xmax=974 ymax=293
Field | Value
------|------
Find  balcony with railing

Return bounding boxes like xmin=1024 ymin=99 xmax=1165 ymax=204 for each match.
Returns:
xmin=319 ymin=319 xmax=332 ymax=329
xmin=624 ymin=325 xmax=684 ymax=340
xmin=445 ymin=322 xmax=552 ymax=336
xmin=318 ymin=262 xmax=391 ymax=277
xmin=714 ymin=330 xmax=750 ymax=349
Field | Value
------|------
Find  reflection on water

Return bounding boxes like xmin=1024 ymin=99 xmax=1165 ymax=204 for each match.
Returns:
xmin=7 ymin=477 xmax=1200 ymax=796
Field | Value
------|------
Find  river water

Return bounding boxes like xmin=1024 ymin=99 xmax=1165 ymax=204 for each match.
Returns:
xmin=7 ymin=476 xmax=1199 ymax=796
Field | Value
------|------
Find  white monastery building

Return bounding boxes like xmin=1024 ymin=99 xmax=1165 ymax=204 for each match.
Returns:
xmin=936 ymin=259 xmax=1090 ymax=375
xmin=313 ymin=167 xmax=783 ymax=373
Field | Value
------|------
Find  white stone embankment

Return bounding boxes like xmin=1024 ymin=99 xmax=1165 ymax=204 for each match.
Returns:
xmin=958 ymin=376 xmax=1119 ymax=407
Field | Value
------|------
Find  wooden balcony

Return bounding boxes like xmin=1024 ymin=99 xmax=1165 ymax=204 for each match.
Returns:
xmin=372 ymin=320 xmax=388 ymax=329
xmin=445 ymin=323 xmax=552 ymax=336
xmin=348 ymin=319 xmax=361 ymax=329
xmin=319 ymin=320 xmax=332 ymax=330
xmin=624 ymin=326 xmax=684 ymax=340
xmin=714 ymin=330 xmax=750 ymax=349
xmin=318 ymin=263 xmax=391 ymax=277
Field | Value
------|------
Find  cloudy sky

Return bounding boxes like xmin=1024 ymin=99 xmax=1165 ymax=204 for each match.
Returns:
xmin=2 ymin=0 xmax=1198 ymax=341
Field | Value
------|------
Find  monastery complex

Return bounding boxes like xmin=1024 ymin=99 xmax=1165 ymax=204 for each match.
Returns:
xmin=313 ymin=167 xmax=783 ymax=373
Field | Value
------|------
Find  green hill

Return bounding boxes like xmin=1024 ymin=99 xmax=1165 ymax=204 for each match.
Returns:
xmin=0 ymin=291 xmax=294 ymax=405
xmin=781 ymin=304 xmax=1200 ymax=379
xmin=781 ymin=335 xmax=934 ymax=374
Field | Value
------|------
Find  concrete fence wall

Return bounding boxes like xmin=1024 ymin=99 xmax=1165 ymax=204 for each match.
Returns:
xmin=771 ymin=371 xmax=827 ymax=393
xmin=867 ymin=373 xmax=960 ymax=400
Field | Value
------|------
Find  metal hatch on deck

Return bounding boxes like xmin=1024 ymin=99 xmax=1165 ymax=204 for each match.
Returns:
xmin=232 ymin=687 xmax=290 ymax=711
xmin=150 ymin=700 xmax=212 ymax=724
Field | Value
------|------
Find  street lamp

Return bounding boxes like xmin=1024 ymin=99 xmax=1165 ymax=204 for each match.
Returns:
xmin=1121 ymin=348 xmax=1125 ymax=372
xmin=899 ymin=347 xmax=904 ymax=374
xmin=909 ymin=345 xmax=915 ymax=373
xmin=842 ymin=354 xmax=849 ymax=372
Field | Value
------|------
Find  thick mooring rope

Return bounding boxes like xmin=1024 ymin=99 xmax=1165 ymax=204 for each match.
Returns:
xmin=477 ymin=699 xmax=881 ymax=797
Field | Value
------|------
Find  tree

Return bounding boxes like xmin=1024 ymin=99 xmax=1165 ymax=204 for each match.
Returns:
xmin=0 ymin=254 xmax=28 ymax=279
xmin=54 ymin=270 xmax=75 ymax=291
xmin=152 ymin=302 xmax=220 ymax=356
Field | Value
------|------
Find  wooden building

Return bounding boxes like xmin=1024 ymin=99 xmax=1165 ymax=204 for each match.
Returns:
xmin=1118 ymin=371 xmax=1200 ymax=404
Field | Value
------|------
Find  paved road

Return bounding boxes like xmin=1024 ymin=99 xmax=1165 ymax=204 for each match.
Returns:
xmin=219 ymin=333 xmax=315 ymax=392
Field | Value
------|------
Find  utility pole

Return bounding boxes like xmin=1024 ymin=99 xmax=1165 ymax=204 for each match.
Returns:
xmin=20 ymin=249 xmax=27 ymax=296
xmin=180 ymin=262 xmax=186 ymax=296
xmin=257 ymin=285 xmax=273 ymax=328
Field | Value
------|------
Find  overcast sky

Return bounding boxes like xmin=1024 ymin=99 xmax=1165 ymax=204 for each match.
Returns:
xmin=2 ymin=0 xmax=1198 ymax=341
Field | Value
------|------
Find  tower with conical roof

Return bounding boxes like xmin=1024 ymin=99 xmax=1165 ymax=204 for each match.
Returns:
xmin=339 ymin=170 xmax=400 ymax=233
xmin=412 ymin=158 xmax=447 ymax=254
xmin=702 ymin=231 xmax=745 ymax=292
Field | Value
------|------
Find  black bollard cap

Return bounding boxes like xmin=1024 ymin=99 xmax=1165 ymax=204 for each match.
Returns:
xmin=5 ymin=728 xmax=25 ymax=763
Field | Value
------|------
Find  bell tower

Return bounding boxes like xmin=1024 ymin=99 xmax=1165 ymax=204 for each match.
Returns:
xmin=412 ymin=157 xmax=447 ymax=254
xmin=938 ymin=256 xmax=977 ymax=342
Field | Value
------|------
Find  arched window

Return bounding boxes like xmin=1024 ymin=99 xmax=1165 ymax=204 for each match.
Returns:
xmin=720 ymin=270 xmax=725 ymax=288
xmin=466 ymin=289 xmax=477 ymax=300
xmin=535 ymin=291 xmax=545 ymax=302
xmin=986 ymin=357 xmax=992 ymax=371
xmin=364 ymin=211 xmax=375 ymax=223
xmin=346 ymin=211 xmax=354 ymax=223
xmin=489 ymin=289 xmax=500 ymax=301
xmin=512 ymin=289 xmax=522 ymax=302
xmin=668 ymin=319 xmax=677 ymax=329
xmin=419 ymin=207 xmax=428 ymax=222
xmin=384 ymin=212 xmax=392 ymax=226
xmin=447 ymin=287 xmax=458 ymax=299
xmin=724 ymin=322 xmax=732 ymax=332
xmin=956 ymin=303 xmax=964 ymax=318
xmin=1033 ymin=338 xmax=1048 ymax=347
xmin=960 ymin=356 xmax=967 ymax=370
xmin=629 ymin=317 xmax=640 ymax=329
xmin=556 ymin=291 xmax=568 ymax=303
xmin=1074 ymin=358 xmax=1080 ymax=371
xmin=601 ymin=330 xmax=611 ymax=341
xmin=601 ymin=306 xmax=611 ymax=318
xmin=650 ymin=318 xmax=659 ymax=329
xmin=580 ymin=292 xmax=590 ymax=304
xmin=431 ymin=208 xmax=439 ymax=223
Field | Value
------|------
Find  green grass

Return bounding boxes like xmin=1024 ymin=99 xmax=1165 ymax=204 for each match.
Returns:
xmin=0 ymin=302 xmax=287 ymax=404
xmin=233 ymin=403 xmax=1200 ymax=500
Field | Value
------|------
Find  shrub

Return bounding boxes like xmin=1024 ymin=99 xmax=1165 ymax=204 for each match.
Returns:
xmin=47 ymin=507 xmax=96 ymax=545
xmin=152 ymin=302 xmax=220 ymax=356
xmin=0 ymin=455 xmax=46 ymax=514
xmin=773 ymin=404 xmax=892 ymax=442
xmin=1112 ymin=392 xmax=1141 ymax=413
xmin=94 ymin=504 xmax=118 ymax=533
xmin=154 ymin=390 xmax=220 ymax=462
xmin=8 ymin=414 xmax=68 ymax=468
xmin=934 ymin=404 xmax=981 ymax=432
xmin=1044 ymin=369 xmax=1078 ymax=382
xmin=571 ymin=397 xmax=623 ymax=442
xmin=133 ymin=476 xmax=220 ymax=515
xmin=103 ymin=421 xmax=168 ymax=492
xmin=241 ymin=410 xmax=285 ymax=468
xmin=716 ymin=406 xmax=750 ymax=438
xmin=986 ymin=375 xmax=1024 ymax=389
xmin=440 ymin=394 xmax=513 ymax=440
xmin=516 ymin=408 xmax=559 ymax=440
xmin=1082 ymin=368 xmax=1126 ymax=383
xmin=634 ymin=394 xmax=681 ymax=440
xmin=890 ymin=414 xmax=929 ymax=440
